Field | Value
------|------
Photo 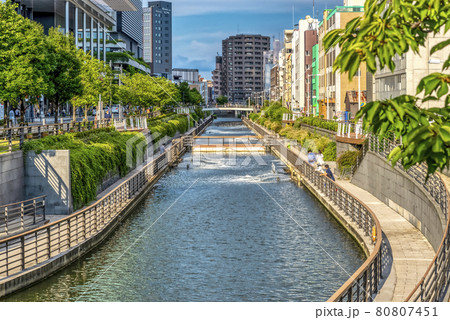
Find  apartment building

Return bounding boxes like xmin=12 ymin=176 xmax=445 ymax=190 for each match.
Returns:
xmin=212 ymin=55 xmax=223 ymax=99
xmin=221 ymin=34 xmax=270 ymax=103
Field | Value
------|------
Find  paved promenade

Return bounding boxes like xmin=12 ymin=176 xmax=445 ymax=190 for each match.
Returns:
xmin=282 ymin=140 xmax=435 ymax=301
xmin=336 ymin=180 xmax=435 ymax=301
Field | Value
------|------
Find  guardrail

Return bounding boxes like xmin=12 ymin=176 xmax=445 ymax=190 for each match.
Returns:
xmin=368 ymin=135 xmax=448 ymax=220
xmin=0 ymin=120 xmax=111 ymax=153
xmin=0 ymin=115 xmax=213 ymax=281
xmin=0 ymin=139 xmax=185 ymax=278
xmin=274 ymin=141 xmax=382 ymax=302
xmin=244 ymin=118 xmax=383 ymax=302
xmin=367 ymin=135 xmax=450 ymax=302
xmin=0 ymin=196 xmax=46 ymax=237
xmin=193 ymin=136 xmax=263 ymax=146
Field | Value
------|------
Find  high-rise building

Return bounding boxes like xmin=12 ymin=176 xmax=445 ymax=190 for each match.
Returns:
xmin=109 ymin=0 xmax=143 ymax=59
xmin=263 ymin=50 xmax=275 ymax=101
xmin=221 ymin=34 xmax=270 ymax=103
xmin=281 ymin=29 xmax=293 ymax=109
xmin=212 ymin=56 xmax=223 ymax=99
xmin=143 ymin=1 xmax=172 ymax=78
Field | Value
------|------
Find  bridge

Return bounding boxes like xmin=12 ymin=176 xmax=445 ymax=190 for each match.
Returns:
xmin=191 ymin=135 xmax=266 ymax=152
xmin=202 ymin=105 xmax=255 ymax=112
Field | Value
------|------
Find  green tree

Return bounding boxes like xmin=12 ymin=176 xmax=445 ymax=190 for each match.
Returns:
xmin=0 ymin=0 xmax=51 ymax=125
xmin=324 ymin=0 xmax=450 ymax=175
xmin=177 ymin=82 xmax=191 ymax=105
xmin=216 ymin=95 xmax=228 ymax=105
xmin=118 ymin=73 xmax=156 ymax=113
xmin=71 ymin=50 xmax=113 ymax=121
xmin=189 ymin=88 xmax=204 ymax=105
xmin=45 ymin=27 xmax=82 ymax=123
xmin=151 ymin=77 xmax=179 ymax=109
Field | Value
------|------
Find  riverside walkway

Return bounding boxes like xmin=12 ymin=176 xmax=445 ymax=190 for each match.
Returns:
xmin=336 ymin=181 xmax=435 ymax=302
xmin=243 ymin=118 xmax=439 ymax=302
xmin=285 ymin=141 xmax=436 ymax=301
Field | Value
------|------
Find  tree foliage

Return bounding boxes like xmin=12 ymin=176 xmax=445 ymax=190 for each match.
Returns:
xmin=0 ymin=0 xmax=50 ymax=123
xmin=46 ymin=27 xmax=83 ymax=122
xmin=71 ymin=50 xmax=113 ymax=120
xmin=324 ymin=0 xmax=450 ymax=175
xmin=216 ymin=95 xmax=228 ymax=105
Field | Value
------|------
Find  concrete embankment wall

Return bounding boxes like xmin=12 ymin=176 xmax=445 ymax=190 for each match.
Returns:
xmin=0 ymin=151 xmax=24 ymax=206
xmin=352 ymin=151 xmax=446 ymax=250
xmin=25 ymin=150 xmax=72 ymax=215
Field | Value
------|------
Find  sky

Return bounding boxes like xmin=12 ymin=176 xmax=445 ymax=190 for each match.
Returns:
xmin=160 ymin=0 xmax=343 ymax=80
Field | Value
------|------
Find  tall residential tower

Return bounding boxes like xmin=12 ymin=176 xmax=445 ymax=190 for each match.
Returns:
xmin=221 ymin=34 xmax=270 ymax=103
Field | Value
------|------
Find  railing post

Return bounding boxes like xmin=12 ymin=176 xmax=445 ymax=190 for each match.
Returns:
xmin=4 ymin=206 xmax=8 ymax=234
xmin=33 ymin=199 xmax=36 ymax=224
xmin=8 ymin=128 xmax=12 ymax=152
xmin=19 ymin=127 xmax=24 ymax=149
xmin=21 ymin=202 xmax=24 ymax=229
xmin=43 ymin=197 xmax=46 ymax=221
xmin=21 ymin=236 xmax=25 ymax=271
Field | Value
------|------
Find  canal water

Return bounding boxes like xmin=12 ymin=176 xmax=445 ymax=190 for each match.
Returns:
xmin=4 ymin=118 xmax=365 ymax=302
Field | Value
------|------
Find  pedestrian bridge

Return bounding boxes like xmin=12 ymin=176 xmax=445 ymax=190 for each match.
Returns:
xmin=202 ymin=105 xmax=254 ymax=112
xmin=191 ymin=135 xmax=267 ymax=152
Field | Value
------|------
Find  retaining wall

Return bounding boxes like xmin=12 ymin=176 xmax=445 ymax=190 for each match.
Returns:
xmin=352 ymin=151 xmax=446 ymax=250
xmin=0 ymin=151 xmax=24 ymax=206
xmin=25 ymin=150 xmax=72 ymax=215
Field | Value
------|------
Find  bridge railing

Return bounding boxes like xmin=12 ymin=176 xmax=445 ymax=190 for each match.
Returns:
xmin=193 ymin=136 xmax=263 ymax=146
xmin=0 ymin=196 xmax=46 ymax=237
xmin=245 ymin=118 xmax=383 ymax=302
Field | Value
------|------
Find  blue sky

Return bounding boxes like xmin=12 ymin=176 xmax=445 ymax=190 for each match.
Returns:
xmin=164 ymin=0 xmax=343 ymax=79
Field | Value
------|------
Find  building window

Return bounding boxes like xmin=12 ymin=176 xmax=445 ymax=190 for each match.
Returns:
xmin=306 ymin=50 xmax=310 ymax=56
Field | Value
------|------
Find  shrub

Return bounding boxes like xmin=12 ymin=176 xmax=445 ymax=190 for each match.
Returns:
xmin=315 ymin=136 xmax=332 ymax=153
xmin=271 ymin=122 xmax=282 ymax=133
xmin=337 ymin=150 xmax=360 ymax=171
xmin=323 ymin=142 xmax=336 ymax=161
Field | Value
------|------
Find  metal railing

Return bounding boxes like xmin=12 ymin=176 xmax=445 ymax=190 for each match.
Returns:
xmin=367 ymin=135 xmax=450 ymax=302
xmin=193 ymin=135 xmax=263 ymax=146
xmin=245 ymin=118 xmax=383 ymax=302
xmin=0 ymin=115 xmax=213 ymax=280
xmin=368 ymin=135 xmax=448 ymax=220
xmin=0 ymin=196 xmax=46 ymax=237
xmin=0 ymin=139 xmax=185 ymax=278
xmin=273 ymin=141 xmax=382 ymax=302
xmin=0 ymin=120 xmax=111 ymax=153
xmin=282 ymin=113 xmax=302 ymax=122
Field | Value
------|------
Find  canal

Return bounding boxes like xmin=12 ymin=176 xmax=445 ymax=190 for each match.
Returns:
xmin=3 ymin=118 xmax=365 ymax=302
